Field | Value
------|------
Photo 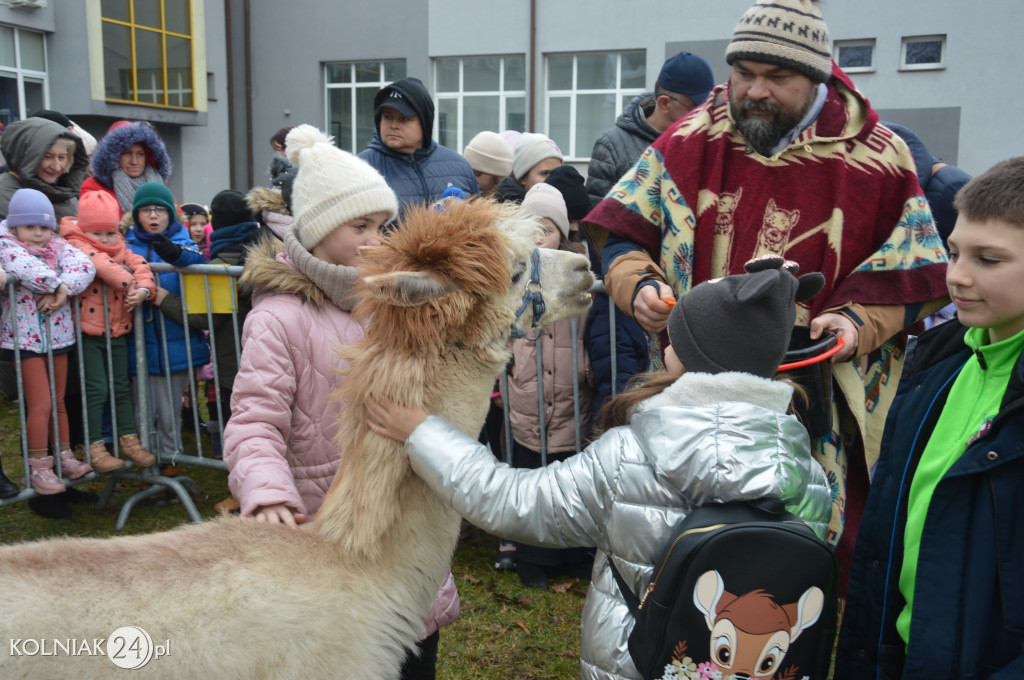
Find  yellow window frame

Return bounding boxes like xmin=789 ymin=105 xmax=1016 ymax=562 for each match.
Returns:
xmin=101 ymin=0 xmax=195 ymax=110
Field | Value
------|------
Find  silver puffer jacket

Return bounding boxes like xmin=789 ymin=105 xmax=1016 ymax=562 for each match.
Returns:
xmin=406 ymin=371 xmax=832 ymax=680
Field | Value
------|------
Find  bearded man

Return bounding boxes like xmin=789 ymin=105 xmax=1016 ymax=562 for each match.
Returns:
xmin=583 ymin=0 xmax=950 ymax=594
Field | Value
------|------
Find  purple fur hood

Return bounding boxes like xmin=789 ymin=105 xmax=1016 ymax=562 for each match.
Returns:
xmin=89 ymin=123 xmax=172 ymax=189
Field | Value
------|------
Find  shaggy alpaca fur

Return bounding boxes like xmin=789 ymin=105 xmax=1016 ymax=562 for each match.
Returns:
xmin=0 ymin=200 xmax=593 ymax=679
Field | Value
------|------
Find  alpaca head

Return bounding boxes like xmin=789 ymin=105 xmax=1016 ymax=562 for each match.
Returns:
xmin=356 ymin=199 xmax=594 ymax=355
xmin=320 ymin=200 xmax=593 ymax=560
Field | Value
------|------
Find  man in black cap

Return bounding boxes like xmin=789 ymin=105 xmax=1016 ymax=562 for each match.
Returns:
xmin=585 ymin=51 xmax=714 ymax=209
xmin=359 ymin=77 xmax=477 ymax=223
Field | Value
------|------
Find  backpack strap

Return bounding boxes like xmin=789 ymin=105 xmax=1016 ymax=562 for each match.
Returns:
xmin=608 ymin=557 xmax=641 ymax=617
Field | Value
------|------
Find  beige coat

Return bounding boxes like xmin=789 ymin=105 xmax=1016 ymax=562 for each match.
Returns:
xmin=507 ymin=312 xmax=594 ymax=453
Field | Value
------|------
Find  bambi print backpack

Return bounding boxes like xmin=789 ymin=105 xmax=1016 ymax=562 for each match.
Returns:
xmin=609 ymin=501 xmax=838 ymax=680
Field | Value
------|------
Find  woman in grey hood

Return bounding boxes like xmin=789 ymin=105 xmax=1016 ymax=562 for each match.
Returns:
xmin=366 ymin=256 xmax=833 ymax=680
xmin=0 ymin=117 xmax=89 ymax=219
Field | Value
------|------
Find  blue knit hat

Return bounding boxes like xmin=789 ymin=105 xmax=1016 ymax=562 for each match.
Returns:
xmin=657 ymin=51 xmax=715 ymax=106
xmin=7 ymin=188 xmax=57 ymax=231
xmin=131 ymin=182 xmax=177 ymax=224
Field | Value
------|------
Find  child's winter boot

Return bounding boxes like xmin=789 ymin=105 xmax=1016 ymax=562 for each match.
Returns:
xmin=88 ymin=441 xmax=126 ymax=473
xmin=118 ymin=434 xmax=157 ymax=467
xmin=26 ymin=456 xmax=66 ymax=495
xmin=58 ymin=449 xmax=94 ymax=479
xmin=0 ymin=465 xmax=20 ymax=499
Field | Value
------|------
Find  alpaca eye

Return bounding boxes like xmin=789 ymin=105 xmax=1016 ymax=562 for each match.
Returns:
xmin=511 ymin=263 xmax=526 ymax=285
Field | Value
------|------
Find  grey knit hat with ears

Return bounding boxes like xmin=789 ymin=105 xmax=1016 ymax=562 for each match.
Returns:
xmin=667 ymin=255 xmax=825 ymax=378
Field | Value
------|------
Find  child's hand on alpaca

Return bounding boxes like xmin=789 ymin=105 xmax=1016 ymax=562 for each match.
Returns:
xmin=251 ymin=503 xmax=307 ymax=528
xmin=365 ymin=396 xmax=428 ymax=442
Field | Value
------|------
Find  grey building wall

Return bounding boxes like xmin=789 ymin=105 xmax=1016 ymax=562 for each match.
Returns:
xmin=233 ymin=1 xmax=429 ymax=190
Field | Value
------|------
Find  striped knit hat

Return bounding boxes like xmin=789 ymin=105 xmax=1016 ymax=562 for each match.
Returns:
xmin=725 ymin=0 xmax=832 ymax=84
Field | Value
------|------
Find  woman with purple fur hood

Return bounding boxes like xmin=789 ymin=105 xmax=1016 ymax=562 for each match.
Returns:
xmin=80 ymin=121 xmax=173 ymax=216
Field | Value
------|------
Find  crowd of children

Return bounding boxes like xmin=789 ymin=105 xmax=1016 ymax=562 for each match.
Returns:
xmin=1 ymin=101 xmax=1023 ymax=679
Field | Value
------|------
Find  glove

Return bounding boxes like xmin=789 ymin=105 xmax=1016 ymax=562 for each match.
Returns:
xmin=151 ymin=234 xmax=183 ymax=263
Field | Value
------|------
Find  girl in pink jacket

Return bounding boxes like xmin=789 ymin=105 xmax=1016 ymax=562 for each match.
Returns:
xmin=223 ymin=125 xmax=458 ymax=679
xmin=0 ymin=188 xmax=96 ymax=494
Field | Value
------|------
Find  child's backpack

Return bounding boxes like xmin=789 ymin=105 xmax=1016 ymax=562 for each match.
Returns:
xmin=609 ymin=501 xmax=838 ymax=680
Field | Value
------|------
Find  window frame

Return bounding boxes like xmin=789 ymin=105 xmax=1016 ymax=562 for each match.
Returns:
xmin=544 ymin=50 xmax=646 ymax=162
xmin=833 ymin=38 xmax=876 ymax=74
xmin=900 ymin=34 xmax=946 ymax=71
xmin=0 ymin=25 xmax=49 ymax=126
xmin=100 ymin=0 xmax=196 ymax=110
xmin=432 ymin=54 xmax=527 ymax=153
xmin=323 ymin=59 xmax=406 ymax=154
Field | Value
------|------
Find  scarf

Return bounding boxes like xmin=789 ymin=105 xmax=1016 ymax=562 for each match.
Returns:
xmin=209 ymin=221 xmax=259 ymax=259
xmin=111 ymin=165 xmax=164 ymax=215
xmin=10 ymin=172 xmax=80 ymax=206
xmin=130 ymin=219 xmax=185 ymax=246
xmin=1 ymin=233 xmax=59 ymax=269
xmin=283 ymin=228 xmax=361 ymax=311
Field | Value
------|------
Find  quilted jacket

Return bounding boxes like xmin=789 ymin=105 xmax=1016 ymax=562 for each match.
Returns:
xmin=406 ymin=371 xmax=832 ymax=680
xmin=223 ymin=237 xmax=459 ymax=637
xmin=0 ymin=221 xmax=95 ymax=353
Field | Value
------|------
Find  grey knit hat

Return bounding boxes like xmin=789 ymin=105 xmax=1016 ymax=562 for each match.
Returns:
xmin=667 ymin=255 xmax=825 ymax=378
xmin=511 ymin=133 xmax=562 ymax=181
xmin=725 ymin=0 xmax=832 ymax=84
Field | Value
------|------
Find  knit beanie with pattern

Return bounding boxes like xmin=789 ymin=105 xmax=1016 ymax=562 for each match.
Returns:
xmin=463 ymin=131 xmax=514 ymax=178
xmin=667 ymin=255 xmax=825 ymax=378
xmin=725 ymin=0 xmax=832 ymax=84
xmin=511 ymin=133 xmax=562 ymax=182
xmin=521 ymin=183 xmax=569 ymax=241
xmin=131 ymin=182 xmax=177 ymax=225
xmin=6 ymin=188 xmax=57 ymax=230
xmin=77 ymin=191 xmax=120 ymax=233
xmin=286 ymin=124 xmax=398 ymax=250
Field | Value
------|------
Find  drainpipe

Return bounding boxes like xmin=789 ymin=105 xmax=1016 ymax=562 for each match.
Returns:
xmin=244 ymin=0 xmax=254 ymax=189
xmin=529 ymin=0 xmax=536 ymax=132
xmin=225 ymin=0 xmax=236 ymax=188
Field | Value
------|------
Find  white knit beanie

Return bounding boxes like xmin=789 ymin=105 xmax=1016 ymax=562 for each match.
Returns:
xmin=511 ymin=133 xmax=562 ymax=181
xmin=286 ymin=124 xmax=399 ymax=249
xmin=726 ymin=0 xmax=832 ymax=84
xmin=521 ymin=183 xmax=569 ymax=240
xmin=463 ymin=131 xmax=513 ymax=178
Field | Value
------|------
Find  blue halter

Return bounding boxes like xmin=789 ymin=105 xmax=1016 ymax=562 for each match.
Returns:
xmin=510 ymin=249 xmax=545 ymax=340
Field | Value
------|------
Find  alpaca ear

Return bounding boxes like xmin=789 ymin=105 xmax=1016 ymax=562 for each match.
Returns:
xmin=363 ymin=270 xmax=459 ymax=307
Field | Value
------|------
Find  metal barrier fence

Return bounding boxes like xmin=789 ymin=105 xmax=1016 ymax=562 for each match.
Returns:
xmin=0 ymin=263 xmax=244 ymax=527
xmin=0 ymin=261 xmax=618 ymax=528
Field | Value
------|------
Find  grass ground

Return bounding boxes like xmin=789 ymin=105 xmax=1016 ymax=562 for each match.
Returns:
xmin=0 ymin=398 xmax=587 ymax=679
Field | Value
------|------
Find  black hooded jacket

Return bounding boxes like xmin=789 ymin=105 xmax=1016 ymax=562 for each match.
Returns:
xmin=360 ymin=77 xmax=477 ymax=221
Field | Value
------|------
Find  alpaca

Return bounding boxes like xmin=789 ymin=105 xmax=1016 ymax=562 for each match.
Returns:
xmin=0 ymin=200 xmax=594 ymax=679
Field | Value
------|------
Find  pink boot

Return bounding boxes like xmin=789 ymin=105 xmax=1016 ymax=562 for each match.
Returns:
xmin=25 ymin=456 xmax=66 ymax=495
xmin=58 ymin=449 xmax=94 ymax=480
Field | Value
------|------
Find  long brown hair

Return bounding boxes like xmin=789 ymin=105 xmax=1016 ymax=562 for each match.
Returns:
xmin=598 ymin=368 xmax=809 ymax=434
xmin=599 ymin=369 xmax=682 ymax=432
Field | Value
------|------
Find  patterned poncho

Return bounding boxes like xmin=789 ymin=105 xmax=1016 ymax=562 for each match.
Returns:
xmin=586 ymin=64 xmax=949 ymax=554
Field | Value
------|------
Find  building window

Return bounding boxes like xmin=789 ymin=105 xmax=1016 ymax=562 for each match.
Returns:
xmin=100 ymin=0 xmax=195 ymax=108
xmin=0 ymin=25 xmax=47 ymax=127
xmin=900 ymin=35 xmax=945 ymax=71
xmin=834 ymin=39 xmax=875 ymax=73
xmin=546 ymin=50 xmax=645 ymax=161
xmin=325 ymin=60 xmax=406 ymax=154
xmin=433 ymin=55 xmax=526 ymax=152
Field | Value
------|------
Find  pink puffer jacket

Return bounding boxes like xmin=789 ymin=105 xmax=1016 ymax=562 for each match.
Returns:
xmin=223 ymin=238 xmax=458 ymax=636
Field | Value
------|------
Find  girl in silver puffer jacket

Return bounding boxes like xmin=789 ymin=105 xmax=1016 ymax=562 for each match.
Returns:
xmin=367 ymin=258 xmax=834 ymax=680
